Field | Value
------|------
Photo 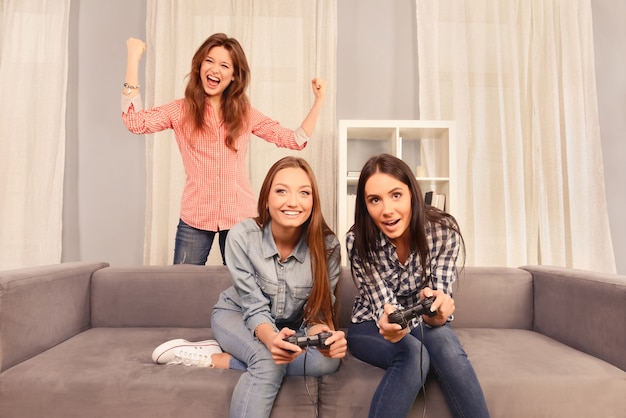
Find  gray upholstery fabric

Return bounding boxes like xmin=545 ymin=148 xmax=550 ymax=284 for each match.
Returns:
xmin=450 ymin=267 xmax=534 ymax=329
xmin=522 ymin=265 xmax=626 ymax=371
xmin=0 ymin=327 xmax=319 ymax=418
xmin=0 ymin=261 xmax=108 ymax=371
xmin=319 ymin=326 xmax=626 ymax=418
xmin=455 ymin=328 xmax=626 ymax=418
xmin=1 ymin=262 xmax=625 ymax=417
xmin=91 ymin=265 xmax=231 ymax=328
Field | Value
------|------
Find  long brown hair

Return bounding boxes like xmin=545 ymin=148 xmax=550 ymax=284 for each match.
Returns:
xmin=349 ymin=153 xmax=464 ymax=280
xmin=184 ymin=33 xmax=250 ymax=151
xmin=256 ymin=156 xmax=339 ymax=329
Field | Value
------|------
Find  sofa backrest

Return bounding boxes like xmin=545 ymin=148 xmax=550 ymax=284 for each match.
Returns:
xmin=91 ymin=265 xmax=533 ymax=331
xmin=91 ymin=265 xmax=231 ymax=327
xmin=337 ymin=266 xmax=534 ymax=330
xmin=451 ymin=267 xmax=533 ymax=329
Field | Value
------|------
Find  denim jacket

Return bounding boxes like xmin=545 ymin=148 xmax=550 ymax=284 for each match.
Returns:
xmin=213 ymin=218 xmax=341 ymax=335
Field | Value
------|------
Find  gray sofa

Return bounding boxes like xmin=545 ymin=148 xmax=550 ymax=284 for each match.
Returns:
xmin=0 ymin=262 xmax=624 ymax=417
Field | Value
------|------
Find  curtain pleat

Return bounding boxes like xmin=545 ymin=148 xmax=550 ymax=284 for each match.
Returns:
xmin=416 ymin=0 xmax=616 ymax=272
xmin=0 ymin=0 xmax=70 ymax=269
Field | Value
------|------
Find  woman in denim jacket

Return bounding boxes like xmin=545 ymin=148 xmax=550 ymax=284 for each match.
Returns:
xmin=210 ymin=156 xmax=347 ymax=418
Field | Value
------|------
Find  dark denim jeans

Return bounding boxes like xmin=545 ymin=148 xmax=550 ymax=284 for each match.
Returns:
xmin=347 ymin=320 xmax=490 ymax=418
xmin=172 ymin=219 xmax=228 ymax=265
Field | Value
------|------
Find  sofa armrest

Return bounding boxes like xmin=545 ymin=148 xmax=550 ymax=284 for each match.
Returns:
xmin=521 ymin=265 xmax=626 ymax=371
xmin=0 ymin=261 xmax=108 ymax=372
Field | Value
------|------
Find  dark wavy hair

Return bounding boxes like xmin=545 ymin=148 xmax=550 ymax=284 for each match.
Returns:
xmin=184 ymin=33 xmax=250 ymax=151
xmin=349 ymin=153 xmax=464 ymax=279
xmin=256 ymin=156 xmax=340 ymax=329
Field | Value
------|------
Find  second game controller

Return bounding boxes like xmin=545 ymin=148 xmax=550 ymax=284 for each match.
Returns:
xmin=388 ymin=296 xmax=437 ymax=329
xmin=283 ymin=332 xmax=332 ymax=350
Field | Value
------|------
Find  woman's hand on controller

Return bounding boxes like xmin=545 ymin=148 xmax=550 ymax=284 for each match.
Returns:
xmin=379 ymin=304 xmax=409 ymax=343
xmin=309 ymin=326 xmax=347 ymax=359
xmin=420 ymin=287 xmax=455 ymax=327
xmin=271 ymin=327 xmax=303 ymax=364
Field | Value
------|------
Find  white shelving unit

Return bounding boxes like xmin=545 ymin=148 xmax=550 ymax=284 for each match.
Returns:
xmin=337 ymin=119 xmax=456 ymax=265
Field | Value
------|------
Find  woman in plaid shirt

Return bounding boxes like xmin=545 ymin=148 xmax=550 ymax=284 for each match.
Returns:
xmin=122 ymin=33 xmax=326 ymax=265
xmin=346 ymin=154 xmax=490 ymax=418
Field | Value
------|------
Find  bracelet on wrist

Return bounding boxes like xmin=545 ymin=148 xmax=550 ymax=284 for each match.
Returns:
xmin=123 ymin=82 xmax=140 ymax=95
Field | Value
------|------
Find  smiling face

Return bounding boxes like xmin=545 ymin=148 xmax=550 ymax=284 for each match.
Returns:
xmin=200 ymin=45 xmax=235 ymax=99
xmin=364 ymin=171 xmax=413 ymax=248
xmin=267 ymin=167 xmax=314 ymax=234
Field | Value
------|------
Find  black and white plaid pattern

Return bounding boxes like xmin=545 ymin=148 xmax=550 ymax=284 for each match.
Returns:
xmin=346 ymin=221 xmax=460 ymax=331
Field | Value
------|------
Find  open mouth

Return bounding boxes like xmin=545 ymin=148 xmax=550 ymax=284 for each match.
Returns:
xmin=206 ymin=75 xmax=220 ymax=89
xmin=383 ymin=219 xmax=400 ymax=226
xmin=282 ymin=211 xmax=301 ymax=217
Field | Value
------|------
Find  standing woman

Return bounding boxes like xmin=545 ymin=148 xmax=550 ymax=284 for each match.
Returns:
xmin=210 ymin=156 xmax=347 ymax=418
xmin=346 ymin=154 xmax=490 ymax=418
xmin=121 ymin=33 xmax=327 ymax=265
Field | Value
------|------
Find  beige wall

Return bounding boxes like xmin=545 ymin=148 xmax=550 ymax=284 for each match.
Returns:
xmin=63 ymin=1 xmax=146 ymax=264
xmin=592 ymin=0 xmax=626 ymax=274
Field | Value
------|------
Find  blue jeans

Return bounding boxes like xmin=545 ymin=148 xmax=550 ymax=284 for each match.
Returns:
xmin=172 ymin=219 xmax=228 ymax=265
xmin=211 ymin=307 xmax=340 ymax=418
xmin=347 ymin=321 xmax=490 ymax=418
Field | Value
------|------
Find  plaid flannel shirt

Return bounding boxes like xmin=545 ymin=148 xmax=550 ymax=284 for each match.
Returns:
xmin=346 ymin=221 xmax=460 ymax=331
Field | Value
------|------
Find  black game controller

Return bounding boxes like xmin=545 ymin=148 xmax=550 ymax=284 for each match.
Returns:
xmin=388 ymin=296 xmax=437 ymax=329
xmin=283 ymin=332 xmax=332 ymax=350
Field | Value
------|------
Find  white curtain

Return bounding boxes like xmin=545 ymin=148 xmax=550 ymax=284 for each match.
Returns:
xmin=143 ymin=0 xmax=337 ymax=265
xmin=416 ymin=0 xmax=616 ymax=273
xmin=0 ymin=0 xmax=70 ymax=270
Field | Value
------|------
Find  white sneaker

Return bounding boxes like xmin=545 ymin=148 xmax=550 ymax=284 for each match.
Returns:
xmin=152 ymin=339 xmax=222 ymax=367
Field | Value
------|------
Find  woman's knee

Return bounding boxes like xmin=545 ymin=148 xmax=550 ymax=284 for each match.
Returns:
xmin=248 ymin=355 xmax=286 ymax=378
xmin=400 ymin=337 xmax=430 ymax=373
xmin=421 ymin=326 xmax=464 ymax=351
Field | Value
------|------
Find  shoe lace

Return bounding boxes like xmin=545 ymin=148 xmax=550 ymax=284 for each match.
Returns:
xmin=168 ymin=348 xmax=215 ymax=368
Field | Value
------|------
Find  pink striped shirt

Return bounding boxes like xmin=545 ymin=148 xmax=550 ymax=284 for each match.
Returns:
xmin=121 ymin=95 xmax=308 ymax=231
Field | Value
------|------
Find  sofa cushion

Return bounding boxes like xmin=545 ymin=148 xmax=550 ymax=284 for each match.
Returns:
xmin=455 ymin=328 xmax=626 ymax=418
xmin=319 ymin=352 xmax=452 ymax=417
xmin=0 ymin=327 xmax=321 ymax=418
xmin=318 ymin=328 xmax=626 ymax=418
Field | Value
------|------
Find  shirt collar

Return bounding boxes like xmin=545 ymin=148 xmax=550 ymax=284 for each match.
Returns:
xmin=261 ymin=220 xmax=308 ymax=263
xmin=378 ymin=230 xmax=394 ymax=252
xmin=378 ymin=230 xmax=415 ymax=267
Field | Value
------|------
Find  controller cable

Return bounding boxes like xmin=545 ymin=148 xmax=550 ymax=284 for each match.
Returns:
xmin=418 ymin=319 xmax=427 ymax=418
